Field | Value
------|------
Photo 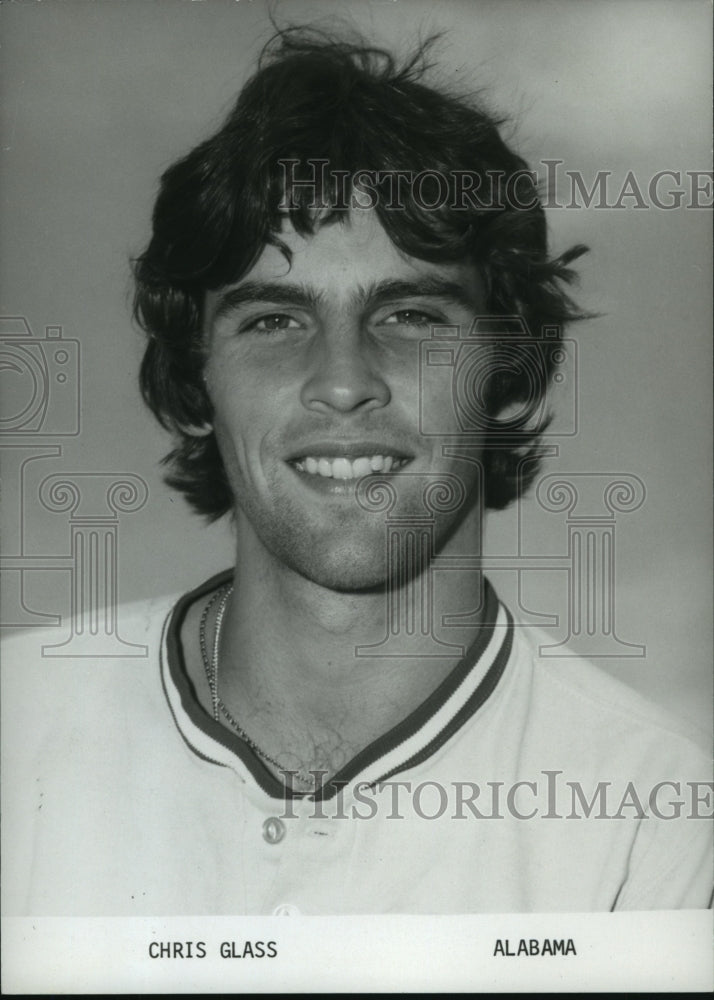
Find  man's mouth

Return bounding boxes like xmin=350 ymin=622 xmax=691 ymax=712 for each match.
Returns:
xmin=290 ymin=454 xmax=411 ymax=480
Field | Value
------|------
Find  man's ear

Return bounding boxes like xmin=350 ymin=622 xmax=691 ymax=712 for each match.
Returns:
xmin=183 ymin=373 xmax=214 ymax=436
xmin=178 ymin=421 xmax=213 ymax=438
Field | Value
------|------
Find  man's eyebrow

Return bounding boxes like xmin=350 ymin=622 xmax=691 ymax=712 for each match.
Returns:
xmin=361 ymin=278 xmax=478 ymax=310
xmin=211 ymin=276 xmax=479 ymax=322
xmin=211 ymin=282 xmax=324 ymax=321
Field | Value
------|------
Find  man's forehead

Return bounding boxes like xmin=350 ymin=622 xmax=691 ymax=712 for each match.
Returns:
xmin=210 ymin=210 xmax=484 ymax=305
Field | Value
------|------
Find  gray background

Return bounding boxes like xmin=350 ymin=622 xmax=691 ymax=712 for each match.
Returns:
xmin=1 ymin=0 xmax=711 ymax=739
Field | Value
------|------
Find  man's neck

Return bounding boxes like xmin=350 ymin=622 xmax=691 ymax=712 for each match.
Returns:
xmin=213 ymin=522 xmax=485 ymax=777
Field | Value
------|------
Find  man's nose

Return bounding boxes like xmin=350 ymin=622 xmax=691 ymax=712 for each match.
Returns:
xmin=300 ymin=327 xmax=391 ymax=414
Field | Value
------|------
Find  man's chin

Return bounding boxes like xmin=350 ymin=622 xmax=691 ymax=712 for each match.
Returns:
xmin=277 ymin=537 xmax=391 ymax=593
xmin=238 ymin=482 xmax=471 ymax=593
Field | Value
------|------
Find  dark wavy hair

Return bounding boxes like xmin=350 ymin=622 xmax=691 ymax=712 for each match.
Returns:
xmin=133 ymin=27 xmax=588 ymax=519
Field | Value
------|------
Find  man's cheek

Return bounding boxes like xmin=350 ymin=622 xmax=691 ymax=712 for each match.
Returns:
xmin=420 ymin=386 xmax=460 ymax=437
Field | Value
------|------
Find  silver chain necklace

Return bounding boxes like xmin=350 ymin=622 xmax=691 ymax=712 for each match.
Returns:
xmin=198 ymin=584 xmax=319 ymax=791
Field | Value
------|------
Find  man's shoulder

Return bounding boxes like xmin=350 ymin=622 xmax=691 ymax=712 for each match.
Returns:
xmin=1 ymin=591 xmax=178 ymax=665
xmin=506 ymin=620 xmax=711 ymax=768
xmin=1 ymin=592 xmax=181 ymax=735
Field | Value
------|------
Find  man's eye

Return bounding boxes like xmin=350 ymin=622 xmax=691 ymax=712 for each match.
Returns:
xmin=244 ymin=313 xmax=302 ymax=333
xmin=381 ymin=309 xmax=438 ymax=328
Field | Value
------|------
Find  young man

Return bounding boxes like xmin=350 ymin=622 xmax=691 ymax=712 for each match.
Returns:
xmin=4 ymin=30 xmax=711 ymax=915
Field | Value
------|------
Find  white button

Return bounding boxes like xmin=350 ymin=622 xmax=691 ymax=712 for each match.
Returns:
xmin=273 ymin=903 xmax=301 ymax=916
xmin=262 ymin=817 xmax=286 ymax=844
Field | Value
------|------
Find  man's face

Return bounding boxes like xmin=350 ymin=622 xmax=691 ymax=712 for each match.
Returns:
xmin=203 ymin=209 xmax=487 ymax=591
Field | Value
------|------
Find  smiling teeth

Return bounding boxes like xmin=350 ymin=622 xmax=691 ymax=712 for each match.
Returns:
xmin=295 ymin=455 xmax=408 ymax=479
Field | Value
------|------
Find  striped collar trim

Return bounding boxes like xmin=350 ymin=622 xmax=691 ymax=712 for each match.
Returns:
xmin=161 ymin=570 xmax=513 ymax=802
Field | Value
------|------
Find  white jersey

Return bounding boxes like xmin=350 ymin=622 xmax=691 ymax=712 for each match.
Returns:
xmin=2 ymin=571 xmax=712 ymax=915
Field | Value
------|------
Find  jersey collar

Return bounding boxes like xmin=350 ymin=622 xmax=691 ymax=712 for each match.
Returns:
xmin=161 ymin=569 xmax=513 ymax=802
